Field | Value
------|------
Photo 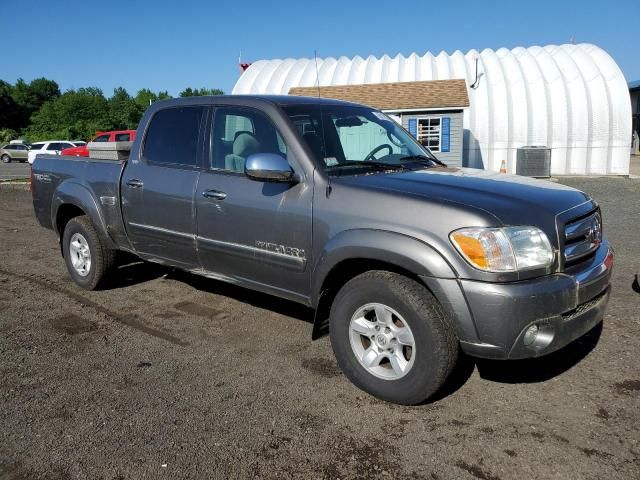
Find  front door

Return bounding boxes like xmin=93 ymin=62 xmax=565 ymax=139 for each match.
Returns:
xmin=195 ymin=106 xmax=313 ymax=302
xmin=121 ymin=106 xmax=206 ymax=268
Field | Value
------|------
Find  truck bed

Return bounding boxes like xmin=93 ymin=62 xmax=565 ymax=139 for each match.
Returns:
xmin=31 ymin=155 xmax=127 ymax=243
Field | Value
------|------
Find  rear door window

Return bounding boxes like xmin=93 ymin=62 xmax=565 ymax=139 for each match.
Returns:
xmin=143 ymin=106 xmax=205 ymax=168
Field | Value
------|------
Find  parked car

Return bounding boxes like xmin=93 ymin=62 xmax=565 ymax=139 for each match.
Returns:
xmin=28 ymin=141 xmax=77 ymax=164
xmin=1 ymin=143 xmax=30 ymax=163
xmin=61 ymin=130 xmax=136 ymax=157
xmin=31 ymin=96 xmax=613 ymax=405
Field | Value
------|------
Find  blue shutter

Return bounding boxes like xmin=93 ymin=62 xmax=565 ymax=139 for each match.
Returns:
xmin=408 ymin=118 xmax=417 ymax=138
xmin=441 ymin=117 xmax=450 ymax=153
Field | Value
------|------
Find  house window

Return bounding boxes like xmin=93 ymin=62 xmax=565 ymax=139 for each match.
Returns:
xmin=417 ymin=117 xmax=441 ymax=152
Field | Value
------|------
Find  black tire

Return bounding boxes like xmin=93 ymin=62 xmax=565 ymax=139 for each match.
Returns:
xmin=329 ymin=271 xmax=458 ymax=405
xmin=62 ymin=215 xmax=115 ymax=290
xmin=1 ymin=154 xmax=11 ymax=163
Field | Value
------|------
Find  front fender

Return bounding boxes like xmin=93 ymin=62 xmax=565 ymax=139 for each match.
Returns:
xmin=52 ymin=180 xmax=117 ymax=249
xmin=311 ymin=229 xmax=456 ymax=306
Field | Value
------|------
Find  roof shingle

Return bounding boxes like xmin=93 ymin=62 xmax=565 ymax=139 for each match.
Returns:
xmin=288 ymin=79 xmax=470 ymax=110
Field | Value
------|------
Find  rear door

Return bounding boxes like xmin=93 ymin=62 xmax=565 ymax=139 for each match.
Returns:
xmin=121 ymin=106 xmax=206 ymax=268
xmin=13 ymin=144 xmax=29 ymax=161
xmin=194 ymin=106 xmax=313 ymax=301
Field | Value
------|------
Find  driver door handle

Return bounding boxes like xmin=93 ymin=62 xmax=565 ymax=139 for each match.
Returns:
xmin=202 ymin=189 xmax=227 ymax=200
xmin=126 ymin=179 xmax=144 ymax=188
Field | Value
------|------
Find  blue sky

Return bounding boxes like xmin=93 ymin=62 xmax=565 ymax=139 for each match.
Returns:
xmin=3 ymin=0 xmax=638 ymax=97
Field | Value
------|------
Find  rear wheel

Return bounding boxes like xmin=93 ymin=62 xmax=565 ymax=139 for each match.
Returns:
xmin=62 ymin=216 xmax=115 ymax=290
xmin=1 ymin=154 xmax=11 ymax=163
xmin=329 ymin=271 xmax=458 ymax=405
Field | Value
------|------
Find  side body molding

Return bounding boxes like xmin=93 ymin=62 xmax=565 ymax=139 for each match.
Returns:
xmin=51 ymin=181 xmax=118 ymax=249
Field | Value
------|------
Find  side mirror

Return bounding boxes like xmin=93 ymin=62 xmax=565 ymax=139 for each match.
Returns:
xmin=245 ymin=153 xmax=295 ymax=182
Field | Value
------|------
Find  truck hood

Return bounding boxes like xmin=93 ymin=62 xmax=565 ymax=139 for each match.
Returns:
xmin=336 ymin=166 xmax=592 ymax=232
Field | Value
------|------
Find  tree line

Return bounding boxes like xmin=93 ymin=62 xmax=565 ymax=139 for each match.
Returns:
xmin=0 ymin=78 xmax=223 ymax=144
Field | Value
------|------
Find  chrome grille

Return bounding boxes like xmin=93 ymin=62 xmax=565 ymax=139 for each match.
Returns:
xmin=563 ymin=210 xmax=602 ymax=266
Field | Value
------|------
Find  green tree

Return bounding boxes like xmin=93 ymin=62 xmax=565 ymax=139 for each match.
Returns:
xmin=107 ymin=87 xmax=144 ymax=130
xmin=0 ymin=80 xmax=21 ymax=130
xmin=179 ymin=87 xmax=224 ymax=97
xmin=0 ymin=128 xmax=18 ymax=144
xmin=26 ymin=87 xmax=110 ymax=141
xmin=134 ymin=88 xmax=172 ymax=108
xmin=10 ymin=78 xmax=60 ymax=129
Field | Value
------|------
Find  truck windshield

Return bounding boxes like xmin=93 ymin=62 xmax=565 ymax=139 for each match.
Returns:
xmin=281 ymin=104 xmax=440 ymax=175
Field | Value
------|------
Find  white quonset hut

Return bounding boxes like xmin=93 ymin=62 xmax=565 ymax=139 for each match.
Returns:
xmin=233 ymin=44 xmax=631 ymax=175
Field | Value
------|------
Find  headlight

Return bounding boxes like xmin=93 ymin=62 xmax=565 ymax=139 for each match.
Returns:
xmin=450 ymin=226 xmax=553 ymax=272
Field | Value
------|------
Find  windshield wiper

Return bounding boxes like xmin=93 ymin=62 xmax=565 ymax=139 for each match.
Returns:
xmin=326 ymin=160 xmax=409 ymax=172
xmin=398 ymin=154 xmax=446 ymax=167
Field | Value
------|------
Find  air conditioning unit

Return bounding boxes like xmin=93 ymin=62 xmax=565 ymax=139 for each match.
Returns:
xmin=516 ymin=146 xmax=551 ymax=178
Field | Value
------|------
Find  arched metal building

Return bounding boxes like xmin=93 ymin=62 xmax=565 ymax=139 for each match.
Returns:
xmin=233 ymin=44 xmax=631 ymax=175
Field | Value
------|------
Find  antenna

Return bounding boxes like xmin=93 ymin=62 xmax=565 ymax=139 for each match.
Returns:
xmin=314 ymin=49 xmax=321 ymax=97
xmin=470 ymin=54 xmax=480 ymax=89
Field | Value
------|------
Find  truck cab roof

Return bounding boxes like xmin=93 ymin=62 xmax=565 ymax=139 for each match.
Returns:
xmin=150 ymin=94 xmax=364 ymax=110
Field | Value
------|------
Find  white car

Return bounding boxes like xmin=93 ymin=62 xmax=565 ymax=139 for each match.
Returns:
xmin=28 ymin=140 xmax=77 ymax=164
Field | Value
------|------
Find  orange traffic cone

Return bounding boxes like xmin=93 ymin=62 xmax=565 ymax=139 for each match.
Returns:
xmin=499 ymin=160 xmax=507 ymax=173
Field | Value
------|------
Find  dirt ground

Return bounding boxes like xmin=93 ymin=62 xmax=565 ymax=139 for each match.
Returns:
xmin=0 ymin=178 xmax=639 ymax=480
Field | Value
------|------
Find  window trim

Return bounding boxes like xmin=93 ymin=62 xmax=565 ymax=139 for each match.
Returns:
xmin=141 ymin=105 xmax=207 ymax=170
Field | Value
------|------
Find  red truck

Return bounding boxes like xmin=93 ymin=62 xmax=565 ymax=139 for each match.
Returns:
xmin=61 ymin=130 xmax=136 ymax=157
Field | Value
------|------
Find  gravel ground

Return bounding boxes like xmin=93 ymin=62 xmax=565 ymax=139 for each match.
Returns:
xmin=0 ymin=178 xmax=639 ymax=480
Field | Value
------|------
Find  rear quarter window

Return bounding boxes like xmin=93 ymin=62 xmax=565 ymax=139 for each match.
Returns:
xmin=114 ymin=133 xmax=131 ymax=141
xmin=143 ymin=106 xmax=205 ymax=167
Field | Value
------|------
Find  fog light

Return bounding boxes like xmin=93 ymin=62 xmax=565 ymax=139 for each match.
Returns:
xmin=523 ymin=324 xmax=539 ymax=346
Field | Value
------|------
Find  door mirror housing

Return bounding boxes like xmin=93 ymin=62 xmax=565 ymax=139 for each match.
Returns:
xmin=245 ymin=153 xmax=295 ymax=182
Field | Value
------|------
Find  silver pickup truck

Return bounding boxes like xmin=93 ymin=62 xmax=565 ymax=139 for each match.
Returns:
xmin=31 ymin=96 xmax=613 ymax=405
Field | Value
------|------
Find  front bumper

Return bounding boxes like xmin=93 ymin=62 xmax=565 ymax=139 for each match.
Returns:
xmin=425 ymin=242 xmax=613 ymax=360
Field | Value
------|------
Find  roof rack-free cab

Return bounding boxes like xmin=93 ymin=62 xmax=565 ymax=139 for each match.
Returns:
xmin=30 ymin=96 xmax=613 ymax=405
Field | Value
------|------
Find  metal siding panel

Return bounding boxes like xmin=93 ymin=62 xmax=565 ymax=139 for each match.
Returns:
xmin=233 ymin=44 xmax=630 ymax=175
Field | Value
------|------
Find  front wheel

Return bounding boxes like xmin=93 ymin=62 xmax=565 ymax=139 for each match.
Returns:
xmin=329 ymin=271 xmax=458 ymax=405
xmin=62 ymin=216 xmax=115 ymax=290
xmin=1 ymin=154 xmax=11 ymax=163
